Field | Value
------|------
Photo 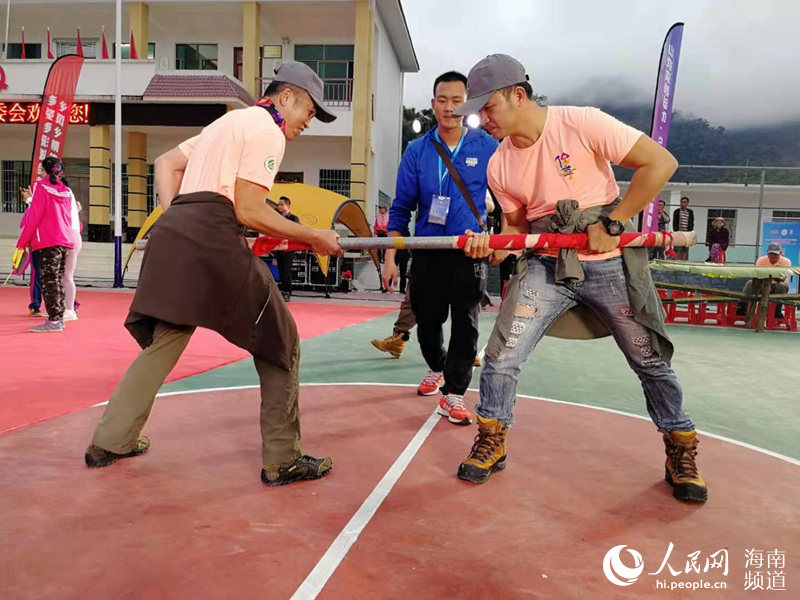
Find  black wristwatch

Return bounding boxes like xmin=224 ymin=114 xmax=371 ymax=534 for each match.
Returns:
xmin=599 ymin=215 xmax=625 ymax=236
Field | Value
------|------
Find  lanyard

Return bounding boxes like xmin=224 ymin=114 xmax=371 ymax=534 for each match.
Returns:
xmin=435 ymin=127 xmax=466 ymax=196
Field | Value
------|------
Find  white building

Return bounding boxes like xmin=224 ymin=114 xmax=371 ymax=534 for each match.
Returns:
xmin=620 ymin=180 xmax=800 ymax=263
xmin=0 ymin=0 xmax=418 ymax=261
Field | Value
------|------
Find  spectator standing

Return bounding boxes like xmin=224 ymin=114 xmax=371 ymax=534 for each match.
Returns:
xmin=672 ymin=196 xmax=694 ymax=260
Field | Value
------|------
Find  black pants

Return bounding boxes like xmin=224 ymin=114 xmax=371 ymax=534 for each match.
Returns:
xmin=28 ymin=249 xmax=43 ymax=310
xmin=376 ymin=230 xmax=388 ymax=263
xmin=276 ymin=252 xmax=295 ymax=296
xmin=396 ymin=249 xmax=410 ymax=293
xmin=499 ymin=254 xmax=516 ymax=298
xmin=410 ymin=251 xmax=487 ymax=396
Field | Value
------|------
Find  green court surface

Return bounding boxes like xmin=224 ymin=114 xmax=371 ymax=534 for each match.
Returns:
xmin=161 ymin=310 xmax=799 ymax=460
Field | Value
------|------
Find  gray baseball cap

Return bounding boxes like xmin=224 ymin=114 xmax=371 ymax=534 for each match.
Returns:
xmin=767 ymin=242 xmax=783 ymax=254
xmin=454 ymin=54 xmax=529 ymax=116
xmin=272 ymin=60 xmax=336 ymax=123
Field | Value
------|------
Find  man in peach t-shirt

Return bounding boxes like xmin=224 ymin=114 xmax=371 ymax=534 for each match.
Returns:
xmin=737 ymin=243 xmax=793 ymax=317
xmin=456 ymin=54 xmax=707 ymax=503
xmin=86 ymin=62 xmax=342 ymax=488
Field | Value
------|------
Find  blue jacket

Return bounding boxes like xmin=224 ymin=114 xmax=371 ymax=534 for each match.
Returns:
xmin=388 ymin=127 xmax=498 ymax=237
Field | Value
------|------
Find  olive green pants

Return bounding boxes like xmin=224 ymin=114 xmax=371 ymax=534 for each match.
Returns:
xmin=90 ymin=321 xmax=302 ymax=467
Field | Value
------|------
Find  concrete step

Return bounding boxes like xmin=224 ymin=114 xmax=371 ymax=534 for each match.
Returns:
xmin=0 ymin=238 xmax=143 ymax=286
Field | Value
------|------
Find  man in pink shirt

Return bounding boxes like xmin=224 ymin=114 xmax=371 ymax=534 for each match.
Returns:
xmin=457 ymin=55 xmax=707 ymax=503
xmin=737 ymin=243 xmax=793 ymax=317
xmin=85 ymin=62 xmax=342 ymax=488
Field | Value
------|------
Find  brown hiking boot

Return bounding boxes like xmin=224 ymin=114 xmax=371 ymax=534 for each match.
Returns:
xmin=457 ymin=415 xmax=508 ymax=484
xmin=370 ymin=332 xmax=407 ymax=358
xmin=663 ymin=430 xmax=708 ymax=502
xmin=85 ymin=436 xmax=150 ymax=468
xmin=473 ymin=355 xmax=482 ymax=367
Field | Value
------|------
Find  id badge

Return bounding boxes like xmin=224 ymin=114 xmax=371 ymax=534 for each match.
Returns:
xmin=428 ymin=194 xmax=451 ymax=225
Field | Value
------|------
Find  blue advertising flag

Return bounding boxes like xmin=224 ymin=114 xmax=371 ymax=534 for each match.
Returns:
xmin=641 ymin=23 xmax=684 ymax=233
xmin=762 ymin=221 xmax=800 ymax=292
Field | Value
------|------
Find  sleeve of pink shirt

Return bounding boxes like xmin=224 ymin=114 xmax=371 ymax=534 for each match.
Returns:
xmin=178 ymin=135 xmax=200 ymax=159
xmin=582 ymin=108 xmax=644 ymax=165
xmin=487 ymin=153 xmax=523 ymax=214
xmin=236 ymin=115 xmax=284 ymax=192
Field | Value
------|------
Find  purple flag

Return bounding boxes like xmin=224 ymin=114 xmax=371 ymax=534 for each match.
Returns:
xmin=641 ymin=23 xmax=684 ymax=232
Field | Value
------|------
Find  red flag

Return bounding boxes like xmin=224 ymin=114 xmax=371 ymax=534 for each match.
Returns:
xmin=20 ymin=27 xmax=26 ymax=59
xmin=30 ymin=55 xmax=85 ymax=186
xmin=101 ymin=26 xmax=109 ymax=59
xmin=75 ymin=27 xmax=83 ymax=57
xmin=129 ymin=28 xmax=138 ymax=59
xmin=46 ymin=27 xmax=54 ymax=59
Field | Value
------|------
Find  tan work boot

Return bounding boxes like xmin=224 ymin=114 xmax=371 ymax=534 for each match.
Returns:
xmin=370 ymin=332 xmax=407 ymax=358
xmin=663 ymin=430 xmax=708 ymax=502
xmin=473 ymin=355 xmax=482 ymax=367
xmin=457 ymin=415 xmax=508 ymax=483
xmin=261 ymin=455 xmax=333 ymax=487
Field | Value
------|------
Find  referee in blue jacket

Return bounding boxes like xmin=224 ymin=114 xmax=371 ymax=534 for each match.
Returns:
xmin=383 ymin=71 xmax=498 ymax=425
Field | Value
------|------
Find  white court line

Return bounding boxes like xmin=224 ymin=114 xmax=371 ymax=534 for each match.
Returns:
xmin=92 ymin=381 xmax=800 ymax=467
xmin=87 ymin=381 xmax=799 ymax=598
xmin=290 ymin=407 xmax=441 ymax=600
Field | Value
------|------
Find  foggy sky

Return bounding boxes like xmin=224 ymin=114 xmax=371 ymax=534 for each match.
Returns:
xmin=401 ymin=0 xmax=799 ymax=129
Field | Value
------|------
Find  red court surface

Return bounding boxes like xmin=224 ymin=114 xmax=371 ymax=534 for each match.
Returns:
xmin=0 ymin=287 xmax=394 ymax=433
xmin=1 ymin=384 xmax=797 ymax=599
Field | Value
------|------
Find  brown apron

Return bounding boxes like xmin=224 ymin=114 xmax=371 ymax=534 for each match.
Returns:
xmin=125 ymin=192 xmax=298 ymax=371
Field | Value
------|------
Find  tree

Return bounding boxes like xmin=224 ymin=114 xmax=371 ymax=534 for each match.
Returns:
xmin=402 ymin=107 xmax=435 ymax=151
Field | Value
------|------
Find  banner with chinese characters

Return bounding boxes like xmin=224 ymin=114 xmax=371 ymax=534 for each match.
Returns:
xmin=0 ymin=102 xmax=90 ymax=124
xmin=640 ymin=23 xmax=684 ymax=233
xmin=29 ymin=54 xmax=85 ymax=186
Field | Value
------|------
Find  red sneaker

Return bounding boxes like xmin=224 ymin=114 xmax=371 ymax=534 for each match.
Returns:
xmin=437 ymin=394 xmax=472 ymax=425
xmin=417 ymin=370 xmax=444 ymax=396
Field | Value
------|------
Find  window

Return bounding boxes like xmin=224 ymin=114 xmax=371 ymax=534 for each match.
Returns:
xmin=276 ymin=172 xmax=304 ymax=184
xmin=56 ymin=38 xmax=97 ymax=59
xmin=146 ymin=165 xmax=156 ymax=214
xmin=319 ymin=169 xmax=351 ymax=197
xmin=176 ymin=44 xmax=218 ymax=70
xmin=233 ymin=47 xmax=243 ymax=80
xmin=706 ymin=208 xmax=736 ymax=241
xmin=5 ymin=43 xmax=42 ymax=59
xmin=772 ymin=210 xmax=800 ymax=223
xmin=295 ymin=45 xmax=354 ymax=103
xmin=2 ymin=161 xmax=31 ymax=213
xmin=262 ymin=45 xmax=282 ymax=59
xmin=114 ymin=42 xmax=156 ymax=59
xmin=112 ymin=164 xmax=155 ymax=219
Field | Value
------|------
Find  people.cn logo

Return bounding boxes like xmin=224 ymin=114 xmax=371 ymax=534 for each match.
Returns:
xmin=603 ymin=545 xmax=645 ymax=586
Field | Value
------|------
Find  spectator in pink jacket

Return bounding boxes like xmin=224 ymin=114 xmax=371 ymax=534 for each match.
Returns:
xmin=16 ymin=157 xmax=75 ymax=332
xmin=374 ymin=205 xmax=389 ymax=264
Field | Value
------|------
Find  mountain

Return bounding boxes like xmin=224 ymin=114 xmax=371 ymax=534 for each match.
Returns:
xmin=596 ymin=104 xmax=800 ymax=184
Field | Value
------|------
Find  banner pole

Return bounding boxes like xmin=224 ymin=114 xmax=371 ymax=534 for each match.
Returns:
xmin=113 ymin=0 xmax=123 ymax=287
xmin=3 ymin=0 xmax=10 ymax=60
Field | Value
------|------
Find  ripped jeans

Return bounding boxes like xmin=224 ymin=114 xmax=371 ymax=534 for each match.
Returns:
xmin=478 ymin=255 xmax=694 ymax=432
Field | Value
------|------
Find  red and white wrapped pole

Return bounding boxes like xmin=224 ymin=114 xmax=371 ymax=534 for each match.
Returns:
xmin=251 ymin=231 xmax=696 ymax=255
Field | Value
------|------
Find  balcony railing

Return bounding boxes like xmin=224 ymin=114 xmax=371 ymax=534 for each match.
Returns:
xmin=257 ymin=77 xmax=353 ymax=107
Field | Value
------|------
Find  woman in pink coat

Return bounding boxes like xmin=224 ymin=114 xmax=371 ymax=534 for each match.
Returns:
xmin=16 ymin=157 xmax=75 ymax=332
